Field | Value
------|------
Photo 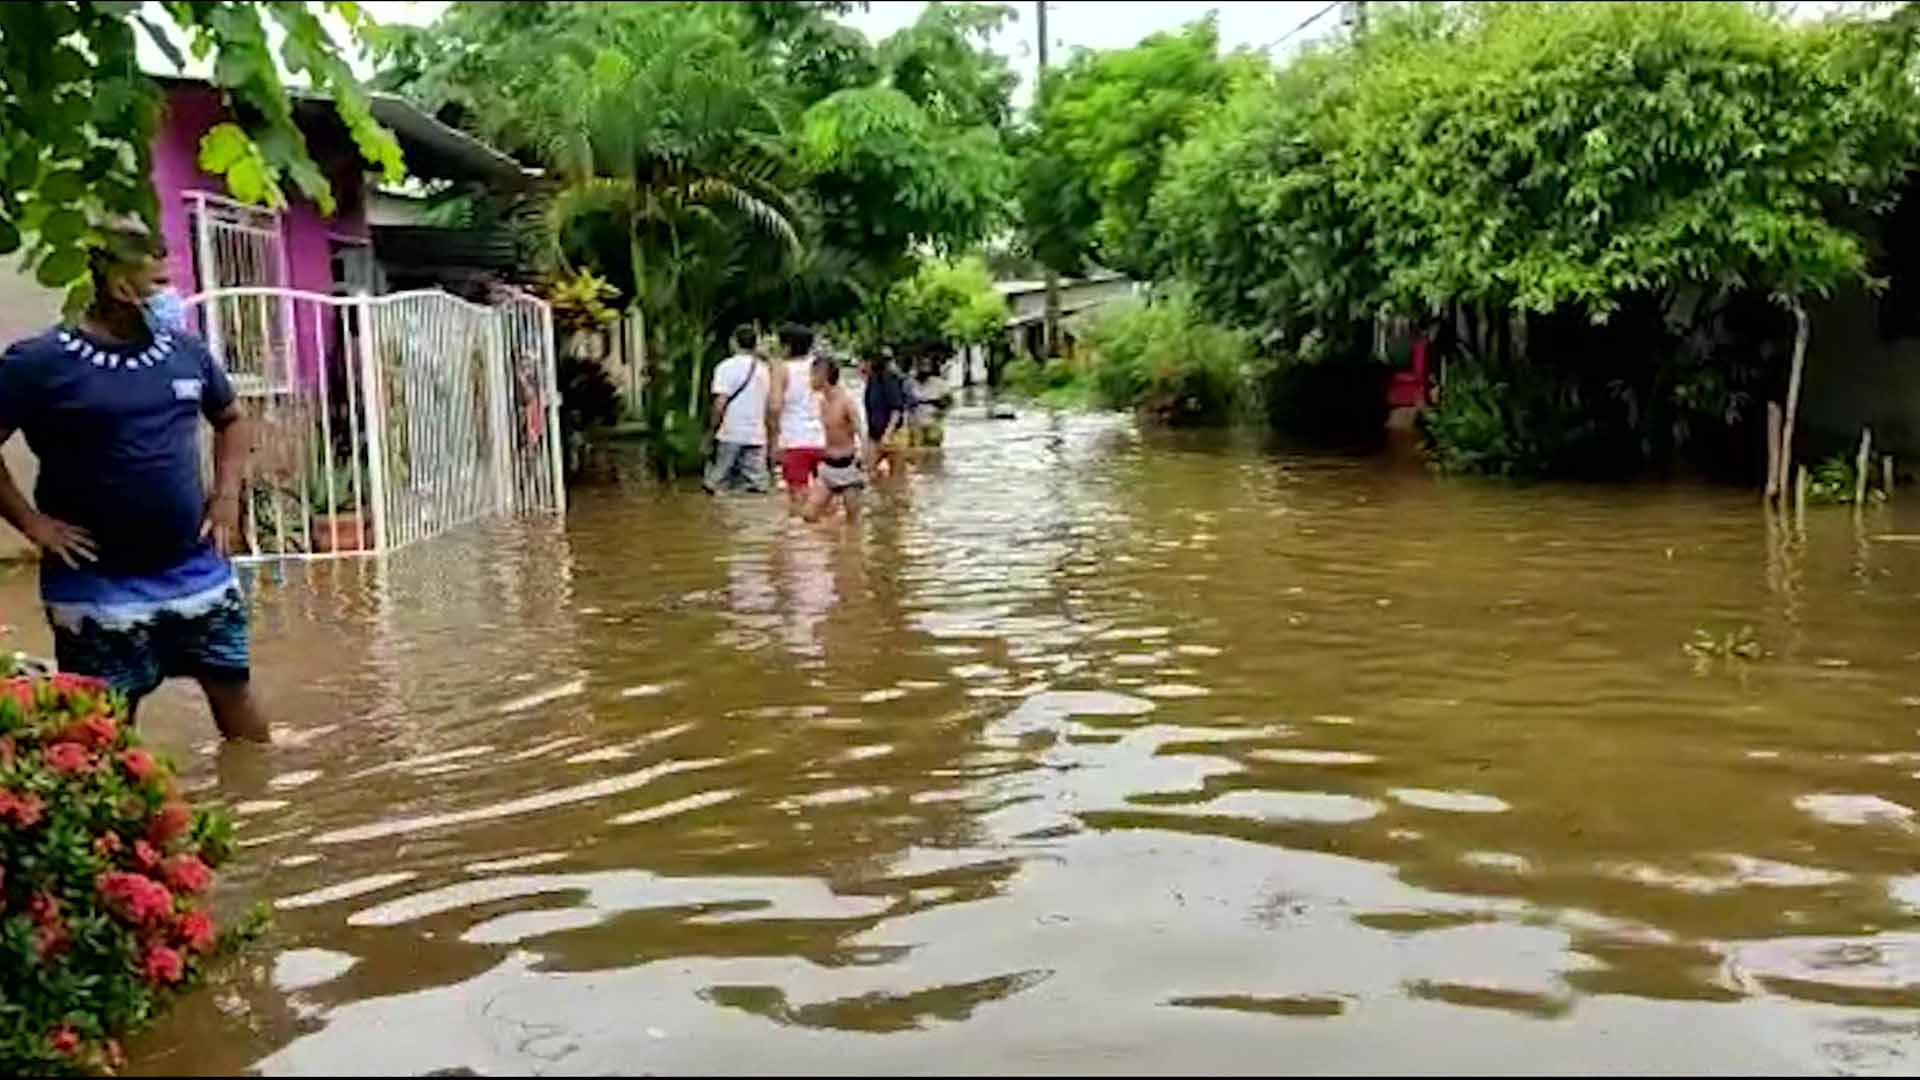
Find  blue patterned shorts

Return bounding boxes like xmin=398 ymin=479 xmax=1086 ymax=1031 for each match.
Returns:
xmin=50 ymin=587 xmax=251 ymax=702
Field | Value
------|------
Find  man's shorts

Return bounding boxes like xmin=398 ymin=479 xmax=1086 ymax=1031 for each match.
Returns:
xmin=781 ymin=446 xmax=824 ymax=490
xmin=818 ymin=454 xmax=866 ymax=493
xmin=52 ymin=587 xmax=251 ymax=701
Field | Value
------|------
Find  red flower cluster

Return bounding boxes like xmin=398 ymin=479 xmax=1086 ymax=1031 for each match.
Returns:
xmin=175 ymin=909 xmax=215 ymax=954
xmin=27 ymin=891 xmax=68 ymax=960
xmin=148 ymin=800 xmax=191 ymax=846
xmin=98 ymin=871 xmax=175 ymax=926
xmin=0 ymin=788 xmax=43 ymax=827
xmin=118 ymin=747 xmax=156 ymax=783
xmin=58 ymin=711 xmax=118 ymax=750
xmin=42 ymin=740 xmax=94 ymax=776
xmin=0 ymin=678 xmax=34 ymax=711
xmin=1 ymin=669 xmax=236 ymax=1071
xmin=142 ymin=943 xmax=184 ymax=985
xmin=161 ymin=854 xmax=212 ymax=895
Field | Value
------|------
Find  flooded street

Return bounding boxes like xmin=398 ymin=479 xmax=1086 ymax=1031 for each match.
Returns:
xmin=11 ymin=406 xmax=1920 ymax=1074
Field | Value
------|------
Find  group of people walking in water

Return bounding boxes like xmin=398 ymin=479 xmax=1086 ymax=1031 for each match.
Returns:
xmin=703 ymin=323 xmax=949 ymax=523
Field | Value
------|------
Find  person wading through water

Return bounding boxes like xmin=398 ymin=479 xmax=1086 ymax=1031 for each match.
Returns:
xmin=804 ymin=354 xmax=866 ymax=525
xmin=768 ymin=323 xmax=825 ymax=513
xmin=703 ymin=325 xmax=772 ymax=494
xmin=0 ymin=220 xmax=268 ymax=741
xmin=862 ymin=349 xmax=908 ymax=481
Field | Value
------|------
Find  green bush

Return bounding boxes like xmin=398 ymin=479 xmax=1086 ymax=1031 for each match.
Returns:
xmin=1418 ymin=350 xmax=1630 ymax=478
xmin=1001 ymin=357 xmax=1046 ymax=397
xmin=1073 ymin=290 xmax=1255 ymax=425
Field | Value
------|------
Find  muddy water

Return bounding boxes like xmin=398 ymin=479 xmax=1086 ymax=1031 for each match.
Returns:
xmin=8 ymin=408 xmax=1920 ymax=1074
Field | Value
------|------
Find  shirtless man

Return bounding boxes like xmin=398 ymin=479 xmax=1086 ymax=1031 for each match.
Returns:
xmin=804 ymin=354 xmax=865 ymax=525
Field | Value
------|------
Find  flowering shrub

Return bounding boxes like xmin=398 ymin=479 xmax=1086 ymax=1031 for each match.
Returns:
xmin=0 ymin=671 xmax=246 ymax=1075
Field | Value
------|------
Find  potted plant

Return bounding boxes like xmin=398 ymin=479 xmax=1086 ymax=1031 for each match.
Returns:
xmin=308 ymin=451 xmax=366 ymax=553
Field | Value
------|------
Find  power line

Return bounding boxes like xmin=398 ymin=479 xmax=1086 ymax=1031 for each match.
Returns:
xmin=1263 ymin=1 xmax=1342 ymax=54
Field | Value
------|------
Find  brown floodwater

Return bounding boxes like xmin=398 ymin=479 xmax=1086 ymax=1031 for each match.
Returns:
xmin=6 ymin=407 xmax=1919 ymax=1075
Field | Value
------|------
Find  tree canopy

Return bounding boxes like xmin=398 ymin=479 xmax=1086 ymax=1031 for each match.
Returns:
xmin=367 ymin=0 xmax=1018 ymax=471
xmin=1 ymin=1 xmax=399 ymax=306
xmin=1016 ymin=16 xmax=1239 ymax=279
xmin=1146 ymin=2 xmax=1920 ymax=473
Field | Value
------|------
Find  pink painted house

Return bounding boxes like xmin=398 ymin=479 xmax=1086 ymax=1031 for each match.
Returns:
xmin=146 ymin=77 xmax=529 ymax=393
xmin=152 ymin=76 xmax=527 ymax=299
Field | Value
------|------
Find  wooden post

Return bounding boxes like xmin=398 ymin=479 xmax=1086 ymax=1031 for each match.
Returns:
xmin=1777 ymin=298 xmax=1808 ymax=500
xmin=1037 ymin=0 xmax=1062 ymax=357
xmin=1765 ymin=401 xmax=1783 ymax=502
xmin=1884 ymin=454 xmax=1896 ymax=499
xmin=1855 ymin=427 xmax=1872 ymax=506
xmin=1796 ymin=463 xmax=1810 ymax=527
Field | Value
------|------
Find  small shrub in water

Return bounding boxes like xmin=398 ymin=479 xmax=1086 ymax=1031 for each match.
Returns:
xmin=1073 ymin=290 xmax=1256 ymax=425
xmin=0 ymin=668 xmax=249 ymax=1075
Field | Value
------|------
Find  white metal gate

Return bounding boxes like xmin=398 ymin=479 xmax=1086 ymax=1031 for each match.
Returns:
xmin=184 ymin=287 xmax=564 ymax=561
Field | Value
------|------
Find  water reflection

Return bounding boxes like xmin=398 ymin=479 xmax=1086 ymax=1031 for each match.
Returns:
xmin=0 ymin=404 xmax=1900 ymax=1074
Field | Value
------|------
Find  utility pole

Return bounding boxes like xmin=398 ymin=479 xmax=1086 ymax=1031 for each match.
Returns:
xmin=1037 ymin=0 xmax=1062 ymax=359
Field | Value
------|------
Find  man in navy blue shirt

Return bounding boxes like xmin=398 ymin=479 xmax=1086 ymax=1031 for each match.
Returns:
xmin=0 ymin=223 xmax=266 ymax=740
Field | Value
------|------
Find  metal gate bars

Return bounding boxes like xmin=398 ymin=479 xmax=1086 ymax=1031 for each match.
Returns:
xmin=184 ymin=287 xmax=564 ymax=561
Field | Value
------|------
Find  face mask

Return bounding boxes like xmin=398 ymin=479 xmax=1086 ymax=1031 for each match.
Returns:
xmin=142 ymin=288 xmax=186 ymax=332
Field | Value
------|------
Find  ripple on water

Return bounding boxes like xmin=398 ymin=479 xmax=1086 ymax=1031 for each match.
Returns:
xmin=268 ymin=769 xmax=323 ymax=791
xmin=987 ymin=689 xmax=1155 ymax=738
xmin=1250 ymin=749 xmax=1380 ymax=766
xmin=344 ymin=871 xmax=891 ymax=930
xmin=310 ymin=758 xmax=724 ymax=845
xmin=1390 ymin=788 xmax=1512 ymax=814
xmin=1170 ymin=790 xmax=1383 ymax=825
xmin=1793 ymin=793 xmax=1916 ymax=827
xmin=272 ymin=948 xmax=359 ymax=993
xmin=1141 ymin=683 xmax=1211 ymax=699
xmin=277 ymin=871 xmax=419 ymax=910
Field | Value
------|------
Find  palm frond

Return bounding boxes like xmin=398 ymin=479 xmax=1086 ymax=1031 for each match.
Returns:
xmin=688 ymin=177 xmax=801 ymax=257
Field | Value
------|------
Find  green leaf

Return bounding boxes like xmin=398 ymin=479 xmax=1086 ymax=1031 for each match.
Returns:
xmin=226 ymin=155 xmax=274 ymax=206
xmin=36 ymin=246 xmax=86 ymax=288
xmin=39 ymin=209 xmax=87 ymax=246
xmin=5 ymin=151 xmax=39 ymax=192
xmin=0 ymin=217 xmax=19 ymax=256
xmin=197 ymin=123 xmax=252 ymax=173
xmin=38 ymin=169 xmax=85 ymax=204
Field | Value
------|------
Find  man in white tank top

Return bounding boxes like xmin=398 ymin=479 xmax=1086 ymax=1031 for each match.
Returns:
xmin=767 ymin=323 xmax=826 ymax=511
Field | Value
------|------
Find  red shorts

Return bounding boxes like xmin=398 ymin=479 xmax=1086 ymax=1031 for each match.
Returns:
xmin=781 ymin=447 xmax=824 ymax=489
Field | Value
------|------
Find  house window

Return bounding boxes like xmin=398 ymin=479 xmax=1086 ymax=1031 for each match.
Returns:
xmin=328 ymin=235 xmax=377 ymax=296
xmin=185 ymin=191 xmax=291 ymax=396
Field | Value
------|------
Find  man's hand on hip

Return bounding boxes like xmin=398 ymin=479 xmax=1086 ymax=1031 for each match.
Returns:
xmin=201 ymin=491 xmax=241 ymax=558
xmin=23 ymin=512 xmax=97 ymax=568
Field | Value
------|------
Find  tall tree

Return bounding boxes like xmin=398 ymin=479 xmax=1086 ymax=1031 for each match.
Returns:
xmin=1015 ymin=16 xmax=1235 ymax=279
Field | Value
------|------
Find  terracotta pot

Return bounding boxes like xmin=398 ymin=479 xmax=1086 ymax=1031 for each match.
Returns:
xmin=311 ymin=512 xmax=368 ymax=553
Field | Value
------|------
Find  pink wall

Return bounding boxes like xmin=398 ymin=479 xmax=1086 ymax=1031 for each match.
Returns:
xmin=151 ymin=86 xmax=369 ymax=297
xmin=152 ymin=86 xmax=371 ymax=386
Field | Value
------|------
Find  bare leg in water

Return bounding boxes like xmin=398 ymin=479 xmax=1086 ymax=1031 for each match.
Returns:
xmin=199 ymin=676 xmax=271 ymax=742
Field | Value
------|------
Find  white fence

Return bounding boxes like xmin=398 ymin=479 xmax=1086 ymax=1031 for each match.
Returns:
xmin=184 ymin=287 xmax=564 ymax=562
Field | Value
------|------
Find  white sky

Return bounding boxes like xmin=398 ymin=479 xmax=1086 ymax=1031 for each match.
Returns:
xmin=353 ymin=1 xmax=1351 ymax=109
xmin=151 ymin=1 xmax=1868 ymax=109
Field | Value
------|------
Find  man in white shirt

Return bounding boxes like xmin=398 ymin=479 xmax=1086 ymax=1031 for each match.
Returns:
xmin=703 ymin=325 xmax=773 ymax=494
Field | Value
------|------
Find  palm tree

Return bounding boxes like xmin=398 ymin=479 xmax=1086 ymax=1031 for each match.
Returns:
xmin=523 ymin=9 xmax=803 ymax=432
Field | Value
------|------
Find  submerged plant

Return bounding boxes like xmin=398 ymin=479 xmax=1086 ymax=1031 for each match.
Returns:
xmin=1683 ymin=626 xmax=1764 ymax=665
